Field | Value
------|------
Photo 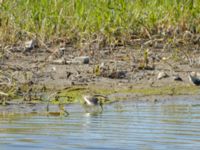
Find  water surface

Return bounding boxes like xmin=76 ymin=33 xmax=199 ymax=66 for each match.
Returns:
xmin=0 ymin=102 xmax=200 ymax=150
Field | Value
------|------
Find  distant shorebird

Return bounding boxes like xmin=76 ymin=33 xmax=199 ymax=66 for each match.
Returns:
xmin=46 ymin=103 xmax=69 ymax=117
xmin=82 ymin=94 xmax=108 ymax=112
xmin=188 ymin=72 xmax=200 ymax=86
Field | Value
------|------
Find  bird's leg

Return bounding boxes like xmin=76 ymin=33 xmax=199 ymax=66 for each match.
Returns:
xmin=46 ymin=101 xmax=49 ymax=113
xmin=59 ymin=104 xmax=70 ymax=117
xmin=99 ymin=101 xmax=103 ymax=112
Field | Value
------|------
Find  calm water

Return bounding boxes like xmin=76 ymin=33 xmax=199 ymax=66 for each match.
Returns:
xmin=0 ymin=102 xmax=200 ymax=150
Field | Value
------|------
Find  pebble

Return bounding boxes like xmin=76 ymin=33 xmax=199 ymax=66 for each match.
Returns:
xmin=74 ymin=56 xmax=90 ymax=64
xmin=58 ymin=47 xmax=66 ymax=58
xmin=108 ymin=71 xmax=127 ymax=79
xmin=24 ymin=40 xmax=37 ymax=51
xmin=183 ymin=30 xmax=193 ymax=40
xmin=157 ymin=71 xmax=168 ymax=80
xmin=189 ymin=72 xmax=200 ymax=86
xmin=173 ymin=75 xmax=183 ymax=81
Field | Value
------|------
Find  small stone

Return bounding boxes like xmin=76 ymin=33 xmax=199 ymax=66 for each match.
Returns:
xmin=99 ymin=62 xmax=109 ymax=72
xmin=58 ymin=47 xmax=66 ymax=58
xmin=183 ymin=30 xmax=193 ymax=40
xmin=189 ymin=72 xmax=200 ymax=86
xmin=24 ymin=39 xmax=37 ymax=51
xmin=74 ymin=56 xmax=90 ymax=64
xmin=108 ymin=71 xmax=127 ymax=79
xmin=51 ymin=66 xmax=56 ymax=72
xmin=66 ymin=71 xmax=73 ymax=79
xmin=100 ymin=62 xmax=105 ymax=68
xmin=173 ymin=75 xmax=183 ymax=81
xmin=157 ymin=71 xmax=168 ymax=80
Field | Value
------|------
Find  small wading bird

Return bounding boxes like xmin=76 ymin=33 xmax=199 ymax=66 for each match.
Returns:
xmin=45 ymin=93 xmax=69 ymax=117
xmin=46 ymin=102 xmax=69 ymax=117
xmin=188 ymin=72 xmax=200 ymax=86
xmin=82 ymin=94 xmax=108 ymax=112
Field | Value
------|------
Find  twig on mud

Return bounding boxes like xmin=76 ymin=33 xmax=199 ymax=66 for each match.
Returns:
xmin=0 ymin=91 xmax=8 ymax=96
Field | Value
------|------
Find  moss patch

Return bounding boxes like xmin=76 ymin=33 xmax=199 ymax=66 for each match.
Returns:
xmin=124 ymin=85 xmax=200 ymax=95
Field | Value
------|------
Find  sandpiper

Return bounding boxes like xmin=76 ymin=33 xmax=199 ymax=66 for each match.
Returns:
xmin=82 ymin=94 xmax=107 ymax=111
xmin=188 ymin=72 xmax=200 ymax=86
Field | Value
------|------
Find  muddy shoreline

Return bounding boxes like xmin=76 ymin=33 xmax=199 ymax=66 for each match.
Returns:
xmin=0 ymin=33 xmax=200 ymax=114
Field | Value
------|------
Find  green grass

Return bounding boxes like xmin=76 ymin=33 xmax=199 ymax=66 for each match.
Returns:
xmin=0 ymin=0 xmax=200 ymax=46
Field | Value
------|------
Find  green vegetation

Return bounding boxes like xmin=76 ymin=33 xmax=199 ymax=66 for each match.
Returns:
xmin=53 ymin=84 xmax=200 ymax=104
xmin=52 ymin=86 xmax=117 ymax=104
xmin=0 ymin=0 xmax=199 ymax=45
